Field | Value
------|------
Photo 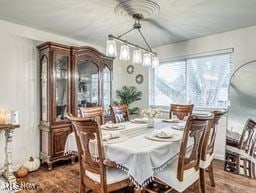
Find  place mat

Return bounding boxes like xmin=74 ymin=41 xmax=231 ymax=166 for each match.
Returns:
xmin=130 ymin=118 xmax=147 ymax=124
xmin=101 ymin=125 xmax=126 ymax=130
xmin=171 ymin=125 xmax=184 ymax=130
xmin=145 ymin=133 xmax=181 ymax=142
xmin=162 ymin=119 xmax=180 ymax=123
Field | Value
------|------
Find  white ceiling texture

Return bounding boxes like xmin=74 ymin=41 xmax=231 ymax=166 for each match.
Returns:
xmin=0 ymin=0 xmax=256 ymax=48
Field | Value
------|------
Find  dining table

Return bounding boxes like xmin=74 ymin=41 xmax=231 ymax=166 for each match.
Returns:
xmin=64 ymin=118 xmax=190 ymax=188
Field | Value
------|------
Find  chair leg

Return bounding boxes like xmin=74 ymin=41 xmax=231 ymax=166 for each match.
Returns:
xmin=200 ymin=168 xmax=206 ymax=193
xmin=79 ymin=180 xmax=85 ymax=193
xmin=252 ymin=162 xmax=256 ymax=178
xmin=79 ymin=173 xmax=86 ymax=193
xmin=248 ymin=160 xmax=252 ymax=178
xmin=193 ymin=179 xmax=200 ymax=193
xmin=208 ymin=162 xmax=215 ymax=187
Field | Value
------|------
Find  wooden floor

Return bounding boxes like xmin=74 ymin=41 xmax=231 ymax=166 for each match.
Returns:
xmin=18 ymin=160 xmax=256 ymax=193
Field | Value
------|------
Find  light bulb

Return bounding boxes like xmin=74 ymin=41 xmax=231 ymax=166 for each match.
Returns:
xmin=152 ymin=55 xmax=159 ymax=68
xmin=120 ymin=44 xmax=130 ymax=61
xmin=143 ymin=53 xmax=151 ymax=66
xmin=133 ymin=49 xmax=142 ymax=64
xmin=106 ymin=39 xmax=117 ymax=57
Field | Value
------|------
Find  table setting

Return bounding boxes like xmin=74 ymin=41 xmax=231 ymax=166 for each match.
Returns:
xmin=64 ymin=111 xmax=189 ymax=187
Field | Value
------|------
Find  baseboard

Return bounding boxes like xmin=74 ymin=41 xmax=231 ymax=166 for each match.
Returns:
xmin=0 ymin=164 xmax=20 ymax=174
xmin=214 ymin=154 xmax=225 ymax=161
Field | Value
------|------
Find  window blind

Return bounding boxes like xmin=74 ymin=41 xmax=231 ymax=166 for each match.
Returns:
xmin=150 ymin=51 xmax=233 ymax=108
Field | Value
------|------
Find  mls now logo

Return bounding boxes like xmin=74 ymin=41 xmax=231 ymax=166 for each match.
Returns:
xmin=5 ymin=181 xmax=38 ymax=191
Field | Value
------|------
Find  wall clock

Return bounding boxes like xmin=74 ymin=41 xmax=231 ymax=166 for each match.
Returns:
xmin=135 ymin=74 xmax=143 ymax=84
xmin=127 ymin=65 xmax=134 ymax=74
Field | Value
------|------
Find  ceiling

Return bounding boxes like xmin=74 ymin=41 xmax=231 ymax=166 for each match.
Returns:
xmin=0 ymin=0 xmax=256 ymax=48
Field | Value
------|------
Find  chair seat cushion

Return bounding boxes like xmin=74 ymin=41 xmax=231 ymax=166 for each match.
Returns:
xmin=200 ymin=153 xmax=214 ymax=169
xmin=86 ymin=168 xmax=128 ymax=184
xmin=155 ymin=159 xmax=199 ymax=192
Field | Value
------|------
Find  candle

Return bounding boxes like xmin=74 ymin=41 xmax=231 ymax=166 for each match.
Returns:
xmin=0 ymin=108 xmax=10 ymax=124
xmin=0 ymin=114 xmax=4 ymax=124
xmin=0 ymin=109 xmax=5 ymax=124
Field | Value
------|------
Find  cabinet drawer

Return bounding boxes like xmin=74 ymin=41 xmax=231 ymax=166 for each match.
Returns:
xmin=52 ymin=127 xmax=70 ymax=157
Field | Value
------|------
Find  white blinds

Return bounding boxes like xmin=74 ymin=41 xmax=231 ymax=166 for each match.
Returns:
xmin=151 ymin=61 xmax=186 ymax=106
xmin=150 ymin=51 xmax=233 ymax=108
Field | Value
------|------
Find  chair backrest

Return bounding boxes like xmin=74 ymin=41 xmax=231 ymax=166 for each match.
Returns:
xmin=201 ymin=110 xmax=226 ymax=161
xmin=109 ymin=104 xmax=129 ymax=123
xmin=79 ymin=106 xmax=104 ymax=125
xmin=239 ymin=118 xmax=256 ymax=152
xmin=170 ymin=104 xmax=194 ymax=120
xmin=66 ymin=114 xmax=107 ymax=191
xmin=177 ymin=114 xmax=213 ymax=181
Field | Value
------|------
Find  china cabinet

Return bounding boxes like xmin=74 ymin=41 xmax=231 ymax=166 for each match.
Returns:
xmin=37 ymin=42 xmax=113 ymax=170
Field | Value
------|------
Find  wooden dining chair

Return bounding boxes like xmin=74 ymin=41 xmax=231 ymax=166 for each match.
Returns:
xmin=66 ymin=114 xmax=131 ymax=193
xmin=79 ymin=106 xmax=104 ymax=125
xmin=226 ymin=118 xmax=256 ymax=178
xmin=153 ymin=113 xmax=214 ymax=193
xmin=109 ymin=104 xmax=129 ymax=123
xmin=199 ymin=110 xmax=226 ymax=193
xmin=169 ymin=104 xmax=194 ymax=120
xmin=236 ymin=119 xmax=256 ymax=178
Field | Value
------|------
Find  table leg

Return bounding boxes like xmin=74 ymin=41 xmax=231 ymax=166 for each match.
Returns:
xmin=3 ymin=129 xmax=16 ymax=184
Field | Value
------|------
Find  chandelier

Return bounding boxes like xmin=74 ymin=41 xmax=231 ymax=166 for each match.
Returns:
xmin=106 ymin=13 xmax=159 ymax=68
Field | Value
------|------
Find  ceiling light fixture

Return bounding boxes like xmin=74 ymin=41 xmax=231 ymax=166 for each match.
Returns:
xmin=106 ymin=13 xmax=159 ymax=68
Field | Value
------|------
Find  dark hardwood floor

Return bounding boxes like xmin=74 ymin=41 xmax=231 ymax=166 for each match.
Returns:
xmin=17 ymin=160 xmax=256 ymax=193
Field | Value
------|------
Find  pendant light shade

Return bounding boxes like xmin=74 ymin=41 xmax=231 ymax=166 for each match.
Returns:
xmin=120 ymin=44 xmax=130 ymax=61
xmin=106 ymin=14 xmax=159 ymax=66
xmin=106 ymin=39 xmax=117 ymax=57
xmin=143 ymin=53 xmax=151 ymax=66
xmin=152 ymin=55 xmax=159 ymax=68
xmin=133 ymin=49 xmax=142 ymax=64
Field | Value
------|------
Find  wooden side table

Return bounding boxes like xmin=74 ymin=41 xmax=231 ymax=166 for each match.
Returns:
xmin=0 ymin=124 xmax=19 ymax=184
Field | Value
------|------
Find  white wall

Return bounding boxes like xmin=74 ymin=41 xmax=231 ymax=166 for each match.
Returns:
xmin=154 ymin=25 xmax=256 ymax=72
xmin=0 ymin=19 xmax=102 ymax=171
xmin=152 ymin=25 xmax=256 ymax=160
xmin=112 ymin=58 xmax=149 ymax=111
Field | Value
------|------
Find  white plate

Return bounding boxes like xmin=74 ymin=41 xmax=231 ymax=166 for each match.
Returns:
xmin=162 ymin=119 xmax=180 ymax=123
xmin=171 ymin=125 xmax=184 ymax=130
xmin=105 ymin=124 xmax=119 ymax=128
xmin=145 ymin=133 xmax=181 ymax=142
xmin=101 ymin=125 xmax=126 ymax=130
xmin=156 ymin=134 xmax=173 ymax=139
xmin=130 ymin=118 xmax=147 ymax=124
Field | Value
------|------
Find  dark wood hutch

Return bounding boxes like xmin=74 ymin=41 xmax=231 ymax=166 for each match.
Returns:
xmin=37 ymin=42 xmax=113 ymax=170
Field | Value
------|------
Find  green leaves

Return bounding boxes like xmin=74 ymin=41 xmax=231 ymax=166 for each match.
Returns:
xmin=116 ymin=86 xmax=142 ymax=115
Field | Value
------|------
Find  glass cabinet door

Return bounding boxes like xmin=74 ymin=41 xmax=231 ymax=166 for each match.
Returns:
xmin=55 ymin=55 xmax=69 ymax=121
xmin=41 ymin=56 xmax=48 ymax=121
xmin=76 ymin=61 xmax=99 ymax=108
xmin=103 ymin=65 xmax=111 ymax=115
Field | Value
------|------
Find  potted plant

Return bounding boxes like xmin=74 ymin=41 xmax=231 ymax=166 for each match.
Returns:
xmin=115 ymin=86 xmax=142 ymax=115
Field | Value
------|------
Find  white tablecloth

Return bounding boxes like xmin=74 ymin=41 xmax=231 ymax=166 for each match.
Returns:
xmin=65 ymin=119 xmax=188 ymax=186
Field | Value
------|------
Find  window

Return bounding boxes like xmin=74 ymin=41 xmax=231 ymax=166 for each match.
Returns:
xmin=150 ymin=51 xmax=233 ymax=108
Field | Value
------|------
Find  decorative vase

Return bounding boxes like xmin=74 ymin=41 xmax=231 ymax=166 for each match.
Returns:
xmin=147 ymin=117 xmax=154 ymax=128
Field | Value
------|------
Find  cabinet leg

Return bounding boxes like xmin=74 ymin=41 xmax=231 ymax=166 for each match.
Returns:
xmin=71 ymin=154 xmax=76 ymax=165
xmin=47 ymin=161 xmax=53 ymax=171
